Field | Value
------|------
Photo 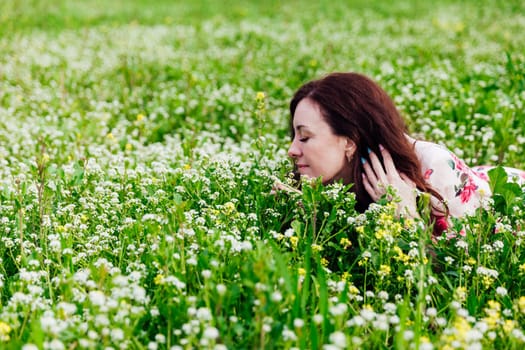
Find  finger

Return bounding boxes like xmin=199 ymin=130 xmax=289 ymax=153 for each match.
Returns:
xmin=273 ymin=181 xmax=285 ymax=189
xmin=273 ymin=181 xmax=302 ymax=195
xmin=379 ymin=145 xmax=400 ymax=180
xmin=362 ymin=173 xmax=380 ymax=201
xmin=362 ymin=158 xmax=381 ymax=190
xmin=367 ymin=149 xmax=388 ymax=184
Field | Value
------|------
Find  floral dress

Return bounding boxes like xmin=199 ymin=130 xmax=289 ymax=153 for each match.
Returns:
xmin=412 ymin=139 xmax=524 ymax=224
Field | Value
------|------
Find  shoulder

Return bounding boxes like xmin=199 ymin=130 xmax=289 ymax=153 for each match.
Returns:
xmin=412 ymin=139 xmax=486 ymax=183
xmin=412 ymin=139 xmax=457 ymax=172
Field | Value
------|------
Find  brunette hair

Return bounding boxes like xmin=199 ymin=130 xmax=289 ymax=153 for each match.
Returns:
xmin=290 ymin=72 xmax=445 ymax=214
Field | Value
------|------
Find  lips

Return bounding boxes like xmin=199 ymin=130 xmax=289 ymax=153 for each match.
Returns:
xmin=296 ymin=164 xmax=309 ymax=172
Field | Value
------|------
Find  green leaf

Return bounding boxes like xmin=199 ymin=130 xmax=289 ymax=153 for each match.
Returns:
xmin=488 ymin=166 xmax=508 ymax=194
xmin=291 ymin=219 xmax=304 ymax=235
xmin=488 ymin=166 xmax=522 ymax=214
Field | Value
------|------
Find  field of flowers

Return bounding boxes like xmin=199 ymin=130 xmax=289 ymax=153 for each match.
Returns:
xmin=1 ymin=0 xmax=525 ymax=348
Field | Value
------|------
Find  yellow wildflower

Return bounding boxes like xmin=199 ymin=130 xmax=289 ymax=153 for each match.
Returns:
xmin=0 ymin=322 xmax=11 ymax=341
xmin=483 ymin=313 xmax=499 ymax=330
xmin=290 ymin=236 xmax=299 ymax=249
xmin=404 ymin=218 xmax=415 ymax=229
xmin=386 ymin=202 xmax=397 ymax=211
xmin=482 ymin=276 xmax=494 ymax=289
xmin=485 ymin=300 xmax=501 ymax=314
xmin=358 ymin=258 xmax=368 ymax=267
xmin=378 ymin=264 xmax=391 ymax=277
xmin=375 ymin=229 xmax=386 ymax=240
xmin=454 ymin=287 xmax=467 ymax=302
xmin=483 ymin=300 xmax=501 ymax=329
xmin=453 ymin=316 xmax=471 ymax=335
xmin=446 ymin=315 xmax=471 ymax=346
xmin=363 ymin=304 xmax=373 ymax=311
xmin=518 ymin=296 xmax=525 ymax=314
xmin=390 ymin=222 xmax=403 ymax=236
xmin=106 ymin=132 xmax=114 ymax=140
xmin=311 ymin=244 xmax=323 ymax=253
xmin=223 ymin=202 xmax=235 ymax=215
xmin=379 ymin=212 xmax=392 ymax=223
xmin=393 ymin=246 xmax=410 ymax=264
xmin=341 ymin=271 xmax=351 ymax=281
xmin=487 ymin=300 xmax=501 ymax=312
xmin=298 ymin=267 xmax=306 ymax=276
xmin=320 ymin=258 xmax=329 ymax=267
xmin=420 ymin=336 xmax=431 ymax=345
xmin=255 ymin=91 xmax=265 ymax=101
xmin=125 ymin=143 xmax=132 ymax=151
xmin=136 ymin=113 xmax=145 ymax=122
xmin=454 ymin=22 xmax=465 ymax=33
xmin=503 ymin=320 xmax=515 ymax=334
xmin=339 ymin=237 xmax=352 ymax=249
xmin=154 ymin=274 xmax=165 ymax=285
xmin=348 ymin=285 xmax=359 ymax=294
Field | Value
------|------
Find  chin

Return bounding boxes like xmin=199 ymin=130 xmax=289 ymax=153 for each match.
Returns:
xmin=298 ymin=170 xmax=314 ymax=178
xmin=322 ymin=174 xmax=348 ymax=185
xmin=321 ymin=178 xmax=335 ymax=185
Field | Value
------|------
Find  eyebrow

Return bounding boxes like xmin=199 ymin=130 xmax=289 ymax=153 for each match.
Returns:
xmin=295 ymin=125 xmax=309 ymax=132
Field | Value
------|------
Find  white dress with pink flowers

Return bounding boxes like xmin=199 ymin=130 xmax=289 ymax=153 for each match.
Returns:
xmin=412 ymin=139 xmax=524 ymax=219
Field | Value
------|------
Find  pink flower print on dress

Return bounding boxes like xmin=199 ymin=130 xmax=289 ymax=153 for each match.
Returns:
xmin=476 ymin=172 xmax=489 ymax=181
xmin=424 ymin=168 xmax=434 ymax=180
xmin=472 ymin=166 xmax=490 ymax=181
xmin=459 ymin=177 xmax=478 ymax=203
xmin=448 ymin=152 xmax=467 ymax=172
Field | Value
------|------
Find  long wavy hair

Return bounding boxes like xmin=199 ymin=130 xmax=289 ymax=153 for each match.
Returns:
xmin=290 ymin=72 xmax=445 ymax=214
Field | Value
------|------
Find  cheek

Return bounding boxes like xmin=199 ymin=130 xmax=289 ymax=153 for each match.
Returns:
xmin=334 ymin=155 xmax=348 ymax=170
xmin=320 ymin=153 xmax=347 ymax=172
xmin=326 ymin=153 xmax=350 ymax=175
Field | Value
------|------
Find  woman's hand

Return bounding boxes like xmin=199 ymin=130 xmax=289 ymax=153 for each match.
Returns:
xmin=270 ymin=176 xmax=302 ymax=195
xmin=362 ymin=145 xmax=419 ymax=218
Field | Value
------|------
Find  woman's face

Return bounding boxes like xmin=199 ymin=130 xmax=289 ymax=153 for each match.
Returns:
xmin=288 ymin=98 xmax=354 ymax=183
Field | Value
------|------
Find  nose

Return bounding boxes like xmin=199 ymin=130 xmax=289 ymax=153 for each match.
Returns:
xmin=288 ymin=138 xmax=301 ymax=158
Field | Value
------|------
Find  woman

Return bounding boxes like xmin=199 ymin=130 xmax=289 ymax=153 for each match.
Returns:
xmin=284 ymin=72 xmax=524 ymax=232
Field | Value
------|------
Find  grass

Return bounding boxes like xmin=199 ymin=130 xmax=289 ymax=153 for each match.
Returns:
xmin=0 ymin=0 xmax=525 ymax=348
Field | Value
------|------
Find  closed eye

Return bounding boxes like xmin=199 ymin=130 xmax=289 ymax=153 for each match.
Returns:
xmin=299 ymin=137 xmax=309 ymax=142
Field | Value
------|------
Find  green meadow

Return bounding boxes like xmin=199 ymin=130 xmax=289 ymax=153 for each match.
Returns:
xmin=0 ymin=0 xmax=525 ymax=348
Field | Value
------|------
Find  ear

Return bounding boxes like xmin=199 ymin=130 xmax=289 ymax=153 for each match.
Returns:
xmin=344 ymin=138 xmax=356 ymax=161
